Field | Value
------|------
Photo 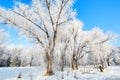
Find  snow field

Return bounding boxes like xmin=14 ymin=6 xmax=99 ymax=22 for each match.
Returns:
xmin=0 ymin=66 xmax=120 ymax=80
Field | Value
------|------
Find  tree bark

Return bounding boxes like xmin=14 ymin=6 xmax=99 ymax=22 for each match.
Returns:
xmin=45 ymin=49 xmax=54 ymax=76
xmin=61 ymin=58 xmax=64 ymax=72
xmin=45 ymin=56 xmax=54 ymax=76
xmin=61 ymin=65 xmax=64 ymax=72
xmin=107 ymin=59 xmax=110 ymax=66
xmin=72 ymin=59 xmax=75 ymax=70
xmin=100 ymin=60 xmax=104 ymax=68
xmin=75 ymin=60 xmax=78 ymax=70
xmin=99 ymin=66 xmax=104 ymax=72
xmin=71 ymin=56 xmax=78 ymax=70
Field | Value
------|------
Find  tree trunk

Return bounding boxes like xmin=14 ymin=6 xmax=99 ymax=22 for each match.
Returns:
xmin=61 ymin=53 xmax=65 ymax=72
xmin=72 ymin=60 xmax=75 ymax=70
xmin=30 ymin=56 xmax=33 ymax=67
xmin=45 ymin=56 xmax=54 ymax=76
xmin=100 ymin=60 xmax=104 ymax=68
xmin=98 ymin=66 xmax=104 ymax=72
xmin=72 ymin=55 xmax=75 ymax=70
xmin=61 ymin=65 xmax=64 ymax=72
xmin=75 ymin=60 xmax=78 ymax=70
xmin=61 ymin=58 xmax=64 ymax=71
xmin=71 ymin=56 xmax=78 ymax=70
xmin=106 ymin=59 xmax=110 ymax=66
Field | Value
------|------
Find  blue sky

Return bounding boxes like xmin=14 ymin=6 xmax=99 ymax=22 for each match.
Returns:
xmin=0 ymin=0 xmax=120 ymax=46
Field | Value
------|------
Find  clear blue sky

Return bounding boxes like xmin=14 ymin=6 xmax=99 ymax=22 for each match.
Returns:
xmin=0 ymin=0 xmax=120 ymax=46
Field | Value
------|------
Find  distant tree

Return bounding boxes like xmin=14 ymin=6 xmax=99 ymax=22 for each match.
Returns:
xmin=24 ymin=46 xmax=45 ymax=66
xmin=106 ymin=49 xmax=114 ymax=66
xmin=6 ymin=55 xmax=11 ymax=67
xmin=0 ymin=46 xmax=10 ymax=67
xmin=89 ymin=28 xmax=116 ymax=68
xmin=113 ymin=47 xmax=120 ymax=65
xmin=10 ymin=57 xmax=21 ymax=67
xmin=10 ymin=46 xmax=23 ymax=67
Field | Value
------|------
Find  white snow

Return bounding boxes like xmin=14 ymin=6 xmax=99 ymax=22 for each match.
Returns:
xmin=0 ymin=66 xmax=120 ymax=80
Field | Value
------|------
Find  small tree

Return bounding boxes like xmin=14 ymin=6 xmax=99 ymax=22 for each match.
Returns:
xmin=10 ymin=57 xmax=21 ymax=67
xmin=10 ymin=47 xmax=23 ymax=67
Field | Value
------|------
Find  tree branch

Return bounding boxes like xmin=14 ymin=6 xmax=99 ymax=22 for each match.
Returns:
xmin=0 ymin=14 xmax=45 ymax=46
xmin=12 ymin=11 xmax=46 ymax=33
xmin=45 ymin=0 xmax=54 ymax=26
xmin=95 ymin=36 xmax=111 ymax=44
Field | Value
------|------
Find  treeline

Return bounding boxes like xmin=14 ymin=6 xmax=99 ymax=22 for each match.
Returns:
xmin=0 ymin=45 xmax=42 ymax=67
xmin=0 ymin=45 xmax=120 ymax=67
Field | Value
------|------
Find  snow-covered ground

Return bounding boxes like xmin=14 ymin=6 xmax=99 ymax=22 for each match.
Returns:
xmin=0 ymin=66 xmax=120 ymax=80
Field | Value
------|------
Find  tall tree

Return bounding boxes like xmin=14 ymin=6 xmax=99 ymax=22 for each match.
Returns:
xmin=0 ymin=0 xmax=75 ymax=75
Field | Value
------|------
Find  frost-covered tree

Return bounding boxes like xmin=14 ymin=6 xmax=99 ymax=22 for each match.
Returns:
xmin=88 ymin=28 xmax=116 ymax=68
xmin=106 ymin=49 xmax=114 ymax=66
xmin=9 ymin=46 xmax=23 ymax=67
xmin=54 ymin=25 xmax=72 ymax=71
xmin=0 ymin=0 xmax=76 ymax=75
xmin=54 ymin=19 xmax=83 ymax=70
xmin=71 ymin=31 xmax=92 ymax=70
xmin=66 ymin=19 xmax=83 ymax=70
xmin=0 ymin=46 xmax=10 ymax=67
xmin=112 ymin=47 xmax=120 ymax=65
xmin=26 ymin=45 xmax=45 ymax=66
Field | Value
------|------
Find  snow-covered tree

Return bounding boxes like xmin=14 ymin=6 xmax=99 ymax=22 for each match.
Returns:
xmin=0 ymin=46 xmax=9 ymax=67
xmin=106 ymin=49 xmax=115 ymax=66
xmin=54 ymin=19 xmax=83 ymax=70
xmin=9 ymin=46 xmax=23 ymax=67
xmin=56 ymin=32 xmax=70 ymax=71
xmin=88 ymin=28 xmax=116 ymax=68
xmin=26 ymin=45 xmax=45 ymax=67
xmin=0 ymin=0 xmax=76 ymax=75
xmin=112 ymin=47 xmax=120 ymax=65
xmin=66 ymin=19 xmax=83 ymax=70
